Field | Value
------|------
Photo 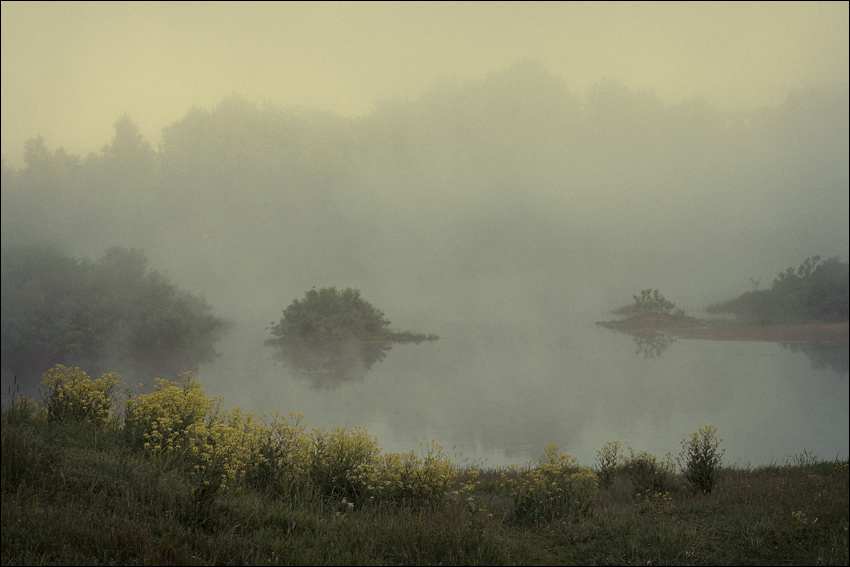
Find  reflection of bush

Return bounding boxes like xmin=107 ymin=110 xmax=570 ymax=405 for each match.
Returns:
xmin=781 ymin=342 xmax=849 ymax=375
xmin=632 ymin=331 xmax=676 ymax=359
xmin=271 ymin=336 xmax=392 ymax=386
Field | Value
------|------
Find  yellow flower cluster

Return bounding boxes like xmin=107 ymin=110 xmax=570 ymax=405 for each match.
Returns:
xmin=38 ymin=365 xmax=122 ymax=426
xmin=254 ymin=411 xmax=313 ymax=494
xmin=185 ymin=404 xmax=264 ymax=492
xmin=353 ymin=441 xmax=457 ymax=506
xmin=125 ymin=372 xmax=265 ymax=494
xmin=508 ymin=443 xmax=598 ymax=524
xmin=125 ymin=372 xmax=214 ymax=454
xmin=28 ymin=366 xmax=603 ymax=513
xmin=310 ymin=426 xmax=382 ymax=501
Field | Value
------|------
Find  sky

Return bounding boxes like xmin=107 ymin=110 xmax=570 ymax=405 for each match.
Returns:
xmin=2 ymin=1 xmax=848 ymax=167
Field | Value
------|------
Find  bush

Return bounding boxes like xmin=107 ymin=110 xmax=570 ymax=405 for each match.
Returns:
xmin=508 ymin=444 xmax=598 ymax=525
xmin=354 ymin=441 xmax=457 ymax=506
xmin=124 ymin=372 xmax=214 ymax=453
xmin=310 ymin=425 xmax=382 ymax=502
xmin=707 ymin=255 xmax=848 ymax=324
xmin=124 ymin=373 xmax=264 ymax=499
xmin=251 ymin=411 xmax=313 ymax=497
xmin=679 ymin=425 xmax=724 ymax=494
xmin=183 ymin=404 xmax=264 ymax=497
xmin=624 ymin=447 xmax=676 ymax=497
xmin=594 ymin=440 xmax=625 ymax=488
xmin=265 ymin=287 xmax=438 ymax=381
xmin=38 ymin=364 xmax=122 ymax=426
xmin=631 ymin=289 xmax=676 ymax=316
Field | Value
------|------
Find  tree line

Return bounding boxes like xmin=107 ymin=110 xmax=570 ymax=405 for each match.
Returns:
xmin=707 ymin=255 xmax=849 ymax=324
xmin=1 ymin=245 xmax=225 ymax=387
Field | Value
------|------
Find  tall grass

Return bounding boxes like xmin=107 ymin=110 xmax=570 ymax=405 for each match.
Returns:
xmin=2 ymin=368 xmax=848 ymax=565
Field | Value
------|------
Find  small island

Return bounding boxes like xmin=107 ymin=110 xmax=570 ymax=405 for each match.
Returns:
xmin=265 ymin=286 xmax=439 ymax=386
xmin=598 ymin=256 xmax=849 ymax=345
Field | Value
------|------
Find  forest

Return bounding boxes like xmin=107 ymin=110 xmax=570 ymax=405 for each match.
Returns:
xmin=1 ymin=61 xmax=848 ymax=391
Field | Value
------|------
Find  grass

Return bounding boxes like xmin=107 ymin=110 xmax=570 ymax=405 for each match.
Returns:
xmin=2 ymin=379 xmax=848 ymax=566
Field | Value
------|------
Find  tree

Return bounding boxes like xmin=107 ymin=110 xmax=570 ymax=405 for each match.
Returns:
xmin=1 ymin=245 xmax=225 ymax=387
xmin=631 ymin=289 xmax=676 ymax=316
xmin=707 ymin=255 xmax=849 ymax=324
xmin=265 ymin=287 xmax=437 ymax=386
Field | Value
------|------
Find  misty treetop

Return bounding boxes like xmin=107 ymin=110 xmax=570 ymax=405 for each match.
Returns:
xmin=0 ymin=61 xmax=846 ymax=324
xmin=1 ymin=245 xmax=226 ymax=386
xmin=265 ymin=287 xmax=438 ymax=385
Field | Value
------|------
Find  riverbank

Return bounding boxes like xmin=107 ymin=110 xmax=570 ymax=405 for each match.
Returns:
xmin=597 ymin=315 xmax=849 ymax=343
xmin=2 ymin=400 xmax=848 ymax=566
xmin=676 ymin=321 xmax=848 ymax=342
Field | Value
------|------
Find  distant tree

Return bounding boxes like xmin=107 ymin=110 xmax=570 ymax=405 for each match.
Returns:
xmin=707 ymin=255 xmax=849 ymax=324
xmin=265 ymin=287 xmax=437 ymax=385
xmin=101 ymin=115 xmax=155 ymax=169
xmin=0 ymin=245 xmax=225 ymax=387
xmin=631 ymin=289 xmax=676 ymax=316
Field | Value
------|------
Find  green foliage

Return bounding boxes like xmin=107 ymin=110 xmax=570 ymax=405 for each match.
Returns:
xmin=708 ymin=255 xmax=849 ymax=324
xmin=265 ymin=286 xmax=437 ymax=381
xmin=124 ymin=372 xmax=264 ymax=500
xmin=124 ymin=372 xmax=215 ymax=453
xmin=624 ymin=447 xmax=676 ymax=497
xmin=251 ymin=411 xmax=313 ymax=497
xmin=309 ymin=425 xmax=382 ymax=502
xmin=37 ymin=364 xmax=122 ymax=426
xmin=506 ymin=444 xmax=598 ymax=525
xmin=1 ymin=245 xmax=225 ymax=385
xmin=631 ymin=288 xmax=677 ymax=315
xmin=355 ymin=441 xmax=457 ymax=506
xmin=679 ymin=425 xmax=725 ymax=494
xmin=594 ymin=440 xmax=625 ymax=488
xmin=268 ymin=287 xmax=392 ymax=349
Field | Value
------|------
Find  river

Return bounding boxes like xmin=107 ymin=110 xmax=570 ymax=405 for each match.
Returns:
xmin=196 ymin=309 xmax=849 ymax=470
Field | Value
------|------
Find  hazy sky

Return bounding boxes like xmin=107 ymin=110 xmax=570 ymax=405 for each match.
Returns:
xmin=2 ymin=1 xmax=848 ymax=167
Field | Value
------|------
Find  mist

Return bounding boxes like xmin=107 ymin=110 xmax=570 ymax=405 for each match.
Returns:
xmin=2 ymin=3 xmax=848 ymax=466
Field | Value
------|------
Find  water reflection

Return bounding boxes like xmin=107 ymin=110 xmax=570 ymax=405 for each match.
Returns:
xmin=271 ymin=338 xmax=393 ymax=388
xmin=598 ymin=325 xmax=676 ymax=358
xmin=602 ymin=323 xmax=848 ymax=372
xmin=780 ymin=342 xmax=849 ymax=375
xmin=631 ymin=331 xmax=676 ymax=359
xmin=197 ymin=313 xmax=849 ymax=470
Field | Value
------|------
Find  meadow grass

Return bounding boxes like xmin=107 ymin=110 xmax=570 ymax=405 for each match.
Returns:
xmin=2 ymin=369 xmax=847 ymax=565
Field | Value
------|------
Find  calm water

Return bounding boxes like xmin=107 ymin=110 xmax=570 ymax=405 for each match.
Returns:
xmin=197 ymin=310 xmax=849 ymax=470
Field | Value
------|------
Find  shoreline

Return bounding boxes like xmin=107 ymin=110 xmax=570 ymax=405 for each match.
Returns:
xmin=675 ymin=322 xmax=848 ymax=343
xmin=597 ymin=317 xmax=849 ymax=343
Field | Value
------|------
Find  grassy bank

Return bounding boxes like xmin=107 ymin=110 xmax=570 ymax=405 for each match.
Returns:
xmin=2 ymin=369 xmax=848 ymax=566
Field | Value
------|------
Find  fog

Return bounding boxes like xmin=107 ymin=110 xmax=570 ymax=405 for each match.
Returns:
xmin=3 ymin=2 xmax=848 ymax=166
xmin=2 ymin=2 xmax=848 ymax=466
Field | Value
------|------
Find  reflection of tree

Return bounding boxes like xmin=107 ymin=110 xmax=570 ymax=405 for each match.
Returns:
xmin=631 ymin=331 xmax=676 ymax=359
xmin=780 ymin=342 xmax=849 ymax=375
xmin=272 ymin=338 xmax=394 ymax=389
xmin=599 ymin=324 xmax=676 ymax=358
